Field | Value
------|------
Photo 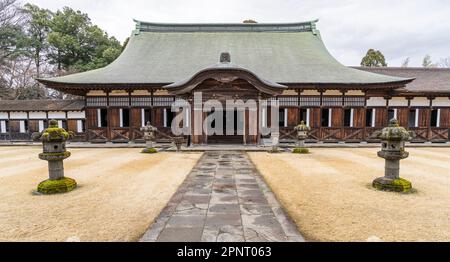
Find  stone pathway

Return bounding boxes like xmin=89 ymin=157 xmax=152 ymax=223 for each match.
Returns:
xmin=140 ymin=151 xmax=304 ymax=242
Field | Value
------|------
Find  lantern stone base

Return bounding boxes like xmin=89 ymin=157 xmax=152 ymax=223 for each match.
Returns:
xmin=293 ymin=147 xmax=310 ymax=154
xmin=37 ymin=177 xmax=77 ymax=194
xmin=141 ymin=148 xmax=158 ymax=154
xmin=372 ymin=177 xmax=412 ymax=193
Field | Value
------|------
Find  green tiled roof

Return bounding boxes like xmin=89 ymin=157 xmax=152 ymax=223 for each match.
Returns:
xmin=41 ymin=20 xmax=412 ymax=86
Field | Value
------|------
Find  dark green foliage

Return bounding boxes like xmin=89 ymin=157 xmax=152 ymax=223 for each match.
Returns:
xmin=1 ymin=2 xmax=124 ymax=100
xmin=37 ymin=177 xmax=77 ymax=194
xmin=47 ymin=7 xmax=122 ymax=72
xmin=142 ymin=148 xmax=158 ymax=154
xmin=360 ymin=49 xmax=387 ymax=67
xmin=373 ymin=178 xmax=412 ymax=193
xmin=293 ymin=147 xmax=310 ymax=154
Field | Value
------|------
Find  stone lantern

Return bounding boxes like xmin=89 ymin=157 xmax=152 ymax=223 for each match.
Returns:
xmin=36 ymin=119 xmax=76 ymax=194
xmin=372 ymin=119 xmax=415 ymax=193
xmin=269 ymin=131 xmax=281 ymax=153
xmin=140 ymin=121 xmax=158 ymax=153
xmin=294 ymin=121 xmax=310 ymax=148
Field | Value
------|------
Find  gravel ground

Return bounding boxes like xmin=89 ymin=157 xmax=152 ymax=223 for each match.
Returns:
xmin=0 ymin=147 xmax=202 ymax=242
xmin=248 ymin=148 xmax=450 ymax=242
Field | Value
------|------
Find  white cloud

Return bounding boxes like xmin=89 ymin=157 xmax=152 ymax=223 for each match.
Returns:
xmin=25 ymin=0 xmax=450 ymax=66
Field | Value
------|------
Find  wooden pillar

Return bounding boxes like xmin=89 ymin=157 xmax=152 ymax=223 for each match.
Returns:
xmin=106 ymin=91 xmax=111 ymax=141
xmin=363 ymin=91 xmax=369 ymax=141
xmin=428 ymin=97 xmax=434 ymax=141
xmin=26 ymin=112 xmax=30 ymax=135
xmin=341 ymin=91 xmax=346 ymax=141
xmin=150 ymin=90 xmax=155 ymax=126
xmin=7 ymin=111 xmax=10 ymax=141
xmin=319 ymin=90 xmax=324 ymax=141
xmin=128 ymin=91 xmax=133 ymax=141
xmin=297 ymin=89 xmax=302 ymax=124
xmin=256 ymin=93 xmax=262 ymax=145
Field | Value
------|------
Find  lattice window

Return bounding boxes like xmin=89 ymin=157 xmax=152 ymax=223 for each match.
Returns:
xmin=279 ymin=96 xmax=298 ymax=107
xmin=153 ymin=96 xmax=175 ymax=107
xmin=299 ymin=96 xmax=320 ymax=107
xmin=86 ymin=97 xmax=107 ymax=107
xmin=109 ymin=96 xmax=129 ymax=107
xmin=260 ymin=98 xmax=279 ymax=107
xmin=344 ymin=96 xmax=365 ymax=107
xmin=322 ymin=96 xmax=342 ymax=107
xmin=173 ymin=99 xmax=189 ymax=107
xmin=131 ymin=96 xmax=152 ymax=107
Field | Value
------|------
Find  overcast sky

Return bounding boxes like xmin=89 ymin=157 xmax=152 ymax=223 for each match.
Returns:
xmin=25 ymin=0 xmax=450 ymax=67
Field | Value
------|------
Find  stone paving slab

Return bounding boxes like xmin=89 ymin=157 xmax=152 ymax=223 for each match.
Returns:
xmin=140 ymin=151 xmax=305 ymax=242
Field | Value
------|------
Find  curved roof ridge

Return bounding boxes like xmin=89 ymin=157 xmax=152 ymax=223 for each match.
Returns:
xmin=133 ymin=19 xmax=319 ymax=33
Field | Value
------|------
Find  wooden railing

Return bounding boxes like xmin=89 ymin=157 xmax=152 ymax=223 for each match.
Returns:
xmin=321 ymin=128 xmax=342 ymax=141
xmin=110 ymin=127 xmax=130 ymax=142
xmin=276 ymin=127 xmax=450 ymax=143
xmin=409 ymin=128 xmax=429 ymax=142
xmin=430 ymin=128 xmax=449 ymax=142
xmin=87 ymin=128 xmax=108 ymax=143
xmin=342 ymin=128 xmax=364 ymax=141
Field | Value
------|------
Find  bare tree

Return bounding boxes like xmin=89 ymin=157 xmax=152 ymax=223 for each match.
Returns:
xmin=401 ymin=57 xmax=410 ymax=67
xmin=0 ymin=0 xmax=22 ymax=26
xmin=439 ymin=57 xmax=450 ymax=68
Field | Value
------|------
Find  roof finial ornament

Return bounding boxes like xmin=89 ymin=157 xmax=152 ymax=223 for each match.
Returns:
xmin=220 ymin=52 xmax=231 ymax=63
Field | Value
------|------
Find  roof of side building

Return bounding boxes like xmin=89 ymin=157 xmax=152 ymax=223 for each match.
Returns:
xmin=354 ymin=67 xmax=450 ymax=93
xmin=0 ymin=99 xmax=84 ymax=112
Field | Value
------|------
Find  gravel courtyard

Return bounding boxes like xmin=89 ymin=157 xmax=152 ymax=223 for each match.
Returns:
xmin=249 ymin=148 xmax=450 ymax=242
xmin=0 ymin=146 xmax=202 ymax=242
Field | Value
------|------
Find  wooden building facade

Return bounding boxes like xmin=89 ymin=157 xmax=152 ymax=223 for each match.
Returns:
xmin=1 ymin=21 xmax=449 ymax=144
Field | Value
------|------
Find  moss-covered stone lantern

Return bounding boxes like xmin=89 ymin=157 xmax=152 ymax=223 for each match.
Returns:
xmin=373 ymin=119 xmax=415 ymax=193
xmin=36 ymin=119 xmax=76 ymax=194
xmin=268 ymin=131 xmax=281 ymax=153
xmin=140 ymin=121 xmax=158 ymax=153
xmin=294 ymin=121 xmax=310 ymax=150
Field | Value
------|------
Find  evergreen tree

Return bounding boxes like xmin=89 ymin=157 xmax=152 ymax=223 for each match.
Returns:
xmin=360 ymin=49 xmax=387 ymax=67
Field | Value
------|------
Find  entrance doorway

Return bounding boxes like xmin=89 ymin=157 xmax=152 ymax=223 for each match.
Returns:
xmin=207 ymin=109 xmax=244 ymax=144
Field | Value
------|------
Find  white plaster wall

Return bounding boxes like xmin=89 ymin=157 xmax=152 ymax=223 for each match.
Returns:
xmin=323 ymin=90 xmax=342 ymax=96
xmin=29 ymin=112 xmax=46 ymax=119
xmin=389 ymin=97 xmax=408 ymax=107
xmin=48 ymin=111 xmax=66 ymax=119
xmin=0 ymin=120 xmax=6 ymax=133
xmin=109 ymin=90 xmax=128 ymax=96
xmin=301 ymin=90 xmax=320 ymax=96
xmin=67 ymin=111 xmax=85 ymax=119
xmin=433 ymin=97 xmax=450 ymax=107
xmin=77 ymin=120 xmax=84 ymax=133
xmin=154 ymin=90 xmax=170 ymax=96
xmin=0 ymin=112 xmax=8 ymax=119
xmin=410 ymin=97 xmax=429 ymax=107
xmin=87 ymin=90 xmax=106 ymax=96
xmin=132 ymin=90 xmax=151 ymax=96
xmin=346 ymin=90 xmax=365 ymax=96
xmin=282 ymin=90 xmax=298 ymax=96
xmin=366 ymin=97 xmax=386 ymax=107
xmin=9 ymin=112 xmax=27 ymax=119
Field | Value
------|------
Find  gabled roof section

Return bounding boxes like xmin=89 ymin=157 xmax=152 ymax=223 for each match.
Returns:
xmin=38 ymin=20 xmax=413 ymax=89
xmin=0 ymin=99 xmax=84 ymax=112
xmin=354 ymin=67 xmax=450 ymax=93
xmin=165 ymin=52 xmax=287 ymax=96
